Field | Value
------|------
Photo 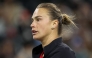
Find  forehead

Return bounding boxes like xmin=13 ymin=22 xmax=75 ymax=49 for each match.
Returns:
xmin=32 ymin=8 xmax=49 ymax=18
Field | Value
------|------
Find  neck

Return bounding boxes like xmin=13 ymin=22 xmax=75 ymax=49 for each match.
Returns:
xmin=41 ymin=32 xmax=59 ymax=48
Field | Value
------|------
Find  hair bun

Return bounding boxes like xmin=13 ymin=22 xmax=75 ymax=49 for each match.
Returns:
xmin=62 ymin=14 xmax=71 ymax=25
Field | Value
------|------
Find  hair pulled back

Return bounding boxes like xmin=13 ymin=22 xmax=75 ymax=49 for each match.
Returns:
xmin=37 ymin=3 xmax=77 ymax=36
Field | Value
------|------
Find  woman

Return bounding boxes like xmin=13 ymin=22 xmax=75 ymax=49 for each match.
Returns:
xmin=30 ymin=3 xmax=76 ymax=58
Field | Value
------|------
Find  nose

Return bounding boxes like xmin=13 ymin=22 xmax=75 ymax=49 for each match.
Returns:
xmin=30 ymin=20 xmax=36 ymax=28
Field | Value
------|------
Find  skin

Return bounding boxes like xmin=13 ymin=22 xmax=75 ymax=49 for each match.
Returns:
xmin=30 ymin=8 xmax=59 ymax=47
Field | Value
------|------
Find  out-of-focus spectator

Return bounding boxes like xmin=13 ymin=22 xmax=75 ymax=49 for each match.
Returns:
xmin=0 ymin=39 xmax=15 ymax=58
xmin=74 ymin=1 xmax=92 ymax=58
xmin=0 ymin=0 xmax=23 ymax=26
xmin=15 ymin=41 xmax=33 ymax=58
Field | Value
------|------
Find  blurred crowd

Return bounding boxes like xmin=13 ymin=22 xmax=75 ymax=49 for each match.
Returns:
xmin=0 ymin=0 xmax=92 ymax=58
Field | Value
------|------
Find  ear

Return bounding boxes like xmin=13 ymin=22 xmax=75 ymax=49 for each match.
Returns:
xmin=51 ymin=19 xmax=59 ymax=30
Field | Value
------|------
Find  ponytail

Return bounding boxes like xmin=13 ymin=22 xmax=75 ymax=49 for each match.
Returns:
xmin=59 ymin=14 xmax=78 ymax=38
xmin=62 ymin=14 xmax=76 ymax=26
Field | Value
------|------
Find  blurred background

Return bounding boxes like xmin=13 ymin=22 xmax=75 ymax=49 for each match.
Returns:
xmin=0 ymin=0 xmax=92 ymax=58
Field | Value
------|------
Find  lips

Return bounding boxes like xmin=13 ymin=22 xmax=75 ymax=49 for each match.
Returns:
xmin=32 ymin=30 xmax=38 ymax=35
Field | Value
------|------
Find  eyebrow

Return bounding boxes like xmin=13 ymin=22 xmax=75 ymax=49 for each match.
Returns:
xmin=32 ymin=16 xmax=42 ymax=19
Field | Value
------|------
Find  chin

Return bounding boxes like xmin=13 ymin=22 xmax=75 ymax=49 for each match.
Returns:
xmin=33 ymin=35 xmax=41 ymax=40
xmin=33 ymin=34 xmax=44 ymax=41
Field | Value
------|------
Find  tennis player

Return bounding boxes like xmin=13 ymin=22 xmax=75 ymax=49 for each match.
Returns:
xmin=30 ymin=3 xmax=76 ymax=58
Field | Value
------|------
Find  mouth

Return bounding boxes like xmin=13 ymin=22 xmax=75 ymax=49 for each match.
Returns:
xmin=32 ymin=30 xmax=38 ymax=35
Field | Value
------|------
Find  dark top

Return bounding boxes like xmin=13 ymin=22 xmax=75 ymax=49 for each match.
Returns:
xmin=32 ymin=37 xmax=76 ymax=58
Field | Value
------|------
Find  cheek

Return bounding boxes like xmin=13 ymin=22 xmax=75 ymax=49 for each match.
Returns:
xmin=38 ymin=21 xmax=51 ymax=32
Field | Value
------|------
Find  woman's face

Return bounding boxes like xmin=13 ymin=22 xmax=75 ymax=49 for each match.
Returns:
xmin=30 ymin=8 xmax=53 ymax=40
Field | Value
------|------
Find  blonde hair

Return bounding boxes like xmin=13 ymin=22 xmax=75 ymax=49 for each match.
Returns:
xmin=37 ymin=3 xmax=77 ymax=37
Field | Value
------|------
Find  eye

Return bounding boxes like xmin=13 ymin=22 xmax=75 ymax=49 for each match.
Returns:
xmin=36 ymin=18 xmax=41 ymax=21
